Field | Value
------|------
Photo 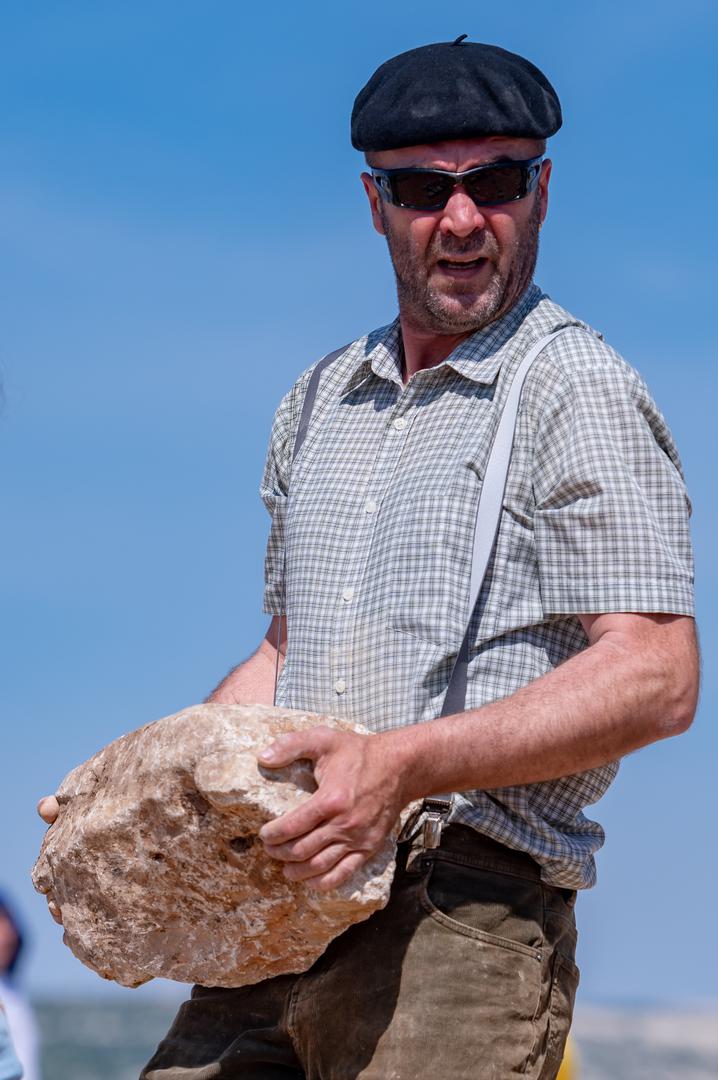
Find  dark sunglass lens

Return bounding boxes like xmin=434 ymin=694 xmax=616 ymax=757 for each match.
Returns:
xmin=465 ymin=165 xmax=524 ymax=205
xmin=392 ymin=171 xmax=454 ymax=208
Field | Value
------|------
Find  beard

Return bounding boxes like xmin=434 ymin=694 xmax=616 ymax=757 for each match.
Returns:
xmin=380 ymin=196 xmax=542 ymax=336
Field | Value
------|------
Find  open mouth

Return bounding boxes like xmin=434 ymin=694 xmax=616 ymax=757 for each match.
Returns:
xmin=436 ymin=257 xmax=488 ymax=276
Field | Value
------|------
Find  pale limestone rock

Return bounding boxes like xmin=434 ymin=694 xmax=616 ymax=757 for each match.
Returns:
xmin=32 ymin=704 xmax=406 ymax=988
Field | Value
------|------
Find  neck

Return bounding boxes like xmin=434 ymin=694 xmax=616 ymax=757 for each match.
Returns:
xmin=398 ymin=283 xmax=537 ymax=383
xmin=399 ymin=317 xmax=474 ymax=384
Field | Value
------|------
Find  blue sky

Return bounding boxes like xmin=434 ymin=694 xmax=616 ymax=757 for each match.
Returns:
xmin=1 ymin=1 xmax=717 ymax=1005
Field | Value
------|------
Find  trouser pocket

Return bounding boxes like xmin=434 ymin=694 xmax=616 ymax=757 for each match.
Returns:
xmin=420 ymin=852 xmax=545 ymax=952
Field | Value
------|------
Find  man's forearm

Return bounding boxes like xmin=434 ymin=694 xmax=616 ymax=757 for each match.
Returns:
xmin=207 ymin=617 xmax=286 ymax=706
xmin=385 ymin=613 xmax=699 ymax=806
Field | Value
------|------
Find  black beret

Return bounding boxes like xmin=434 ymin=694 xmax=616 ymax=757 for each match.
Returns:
xmin=351 ymin=37 xmax=562 ymax=151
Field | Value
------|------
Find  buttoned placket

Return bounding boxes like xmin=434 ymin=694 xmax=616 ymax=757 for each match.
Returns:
xmin=328 ymin=376 xmax=420 ymax=712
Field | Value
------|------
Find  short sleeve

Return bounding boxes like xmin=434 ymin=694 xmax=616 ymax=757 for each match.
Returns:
xmin=531 ymin=334 xmax=694 ymax=617
xmin=259 ymin=365 xmax=316 ymax=615
xmin=259 ymin=392 xmax=294 ymax=616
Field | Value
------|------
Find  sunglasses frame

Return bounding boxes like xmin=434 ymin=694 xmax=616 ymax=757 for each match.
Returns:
xmin=371 ymin=155 xmax=544 ymax=211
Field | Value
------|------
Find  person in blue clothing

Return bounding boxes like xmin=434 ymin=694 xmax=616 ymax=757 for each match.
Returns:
xmin=0 ymin=1007 xmax=22 ymax=1080
xmin=0 ymin=896 xmax=39 ymax=1080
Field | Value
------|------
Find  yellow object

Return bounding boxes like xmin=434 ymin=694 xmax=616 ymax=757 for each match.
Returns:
xmin=556 ymin=1036 xmax=578 ymax=1079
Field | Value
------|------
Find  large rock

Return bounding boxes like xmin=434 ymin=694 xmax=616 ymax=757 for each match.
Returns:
xmin=32 ymin=703 xmax=407 ymax=988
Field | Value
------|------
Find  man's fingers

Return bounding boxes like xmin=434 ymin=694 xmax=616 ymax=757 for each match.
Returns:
xmin=47 ymin=897 xmax=63 ymax=925
xmin=257 ymin=726 xmax=334 ymax=769
xmin=259 ymin=792 xmax=329 ymax=846
xmin=37 ymin=795 xmax=60 ymax=825
xmin=262 ymin=823 xmax=338 ymax=864
xmin=303 ymin=851 xmax=368 ymax=893
xmin=281 ymin=843 xmax=348 ymax=882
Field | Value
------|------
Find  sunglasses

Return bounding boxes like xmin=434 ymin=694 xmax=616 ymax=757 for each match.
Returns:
xmin=371 ymin=156 xmax=543 ymax=212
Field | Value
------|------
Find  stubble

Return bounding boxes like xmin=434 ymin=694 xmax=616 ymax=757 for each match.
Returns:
xmin=380 ymin=196 xmax=542 ymax=336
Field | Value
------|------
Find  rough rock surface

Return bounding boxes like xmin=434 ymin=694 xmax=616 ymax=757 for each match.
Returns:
xmin=32 ymin=703 xmax=407 ymax=988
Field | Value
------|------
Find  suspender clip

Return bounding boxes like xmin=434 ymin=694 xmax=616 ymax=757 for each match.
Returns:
xmin=421 ymin=795 xmax=454 ymax=849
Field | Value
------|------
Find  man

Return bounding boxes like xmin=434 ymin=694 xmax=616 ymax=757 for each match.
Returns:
xmin=40 ymin=36 xmax=698 ymax=1080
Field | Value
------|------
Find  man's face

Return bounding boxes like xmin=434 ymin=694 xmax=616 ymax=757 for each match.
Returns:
xmin=360 ymin=137 xmax=551 ymax=336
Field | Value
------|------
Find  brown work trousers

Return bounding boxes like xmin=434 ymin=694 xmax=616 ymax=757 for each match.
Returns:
xmin=141 ymin=826 xmax=579 ymax=1079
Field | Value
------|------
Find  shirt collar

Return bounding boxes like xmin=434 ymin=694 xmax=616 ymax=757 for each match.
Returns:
xmin=441 ymin=283 xmax=544 ymax=384
xmin=338 ymin=283 xmax=544 ymax=397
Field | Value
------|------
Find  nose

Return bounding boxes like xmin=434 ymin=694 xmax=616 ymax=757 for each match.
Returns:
xmin=439 ymin=187 xmax=487 ymax=238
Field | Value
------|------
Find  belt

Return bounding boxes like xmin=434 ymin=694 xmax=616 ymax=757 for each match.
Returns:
xmin=400 ymin=822 xmax=543 ymax=880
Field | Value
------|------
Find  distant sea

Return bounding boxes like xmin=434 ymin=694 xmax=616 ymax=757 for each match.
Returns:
xmin=33 ymin=999 xmax=718 ymax=1080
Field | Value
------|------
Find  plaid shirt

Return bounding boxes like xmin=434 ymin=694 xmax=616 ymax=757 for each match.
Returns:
xmin=260 ymin=284 xmax=694 ymax=889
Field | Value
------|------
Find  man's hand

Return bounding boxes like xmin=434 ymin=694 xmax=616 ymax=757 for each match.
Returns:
xmin=36 ymin=796 xmax=63 ymax=925
xmin=257 ymin=727 xmax=405 ymax=892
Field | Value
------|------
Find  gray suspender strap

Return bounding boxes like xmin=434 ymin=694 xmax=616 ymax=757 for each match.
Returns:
xmin=421 ymin=328 xmax=569 ymax=844
xmin=278 ymin=329 xmax=568 ymax=847
xmin=440 ymin=328 xmax=567 ymax=718
xmin=292 ymin=345 xmax=350 ymax=462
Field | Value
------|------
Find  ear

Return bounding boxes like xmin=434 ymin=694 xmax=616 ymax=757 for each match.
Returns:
xmin=360 ymin=171 xmax=387 ymax=236
xmin=537 ymin=158 xmax=552 ymax=226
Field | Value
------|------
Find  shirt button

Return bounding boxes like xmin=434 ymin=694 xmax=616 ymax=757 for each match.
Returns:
xmin=364 ymin=498 xmax=378 ymax=514
xmin=334 ymin=678 xmax=346 ymax=695
xmin=393 ymin=416 xmax=407 ymax=431
xmin=342 ymin=586 xmax=355 ymax=602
